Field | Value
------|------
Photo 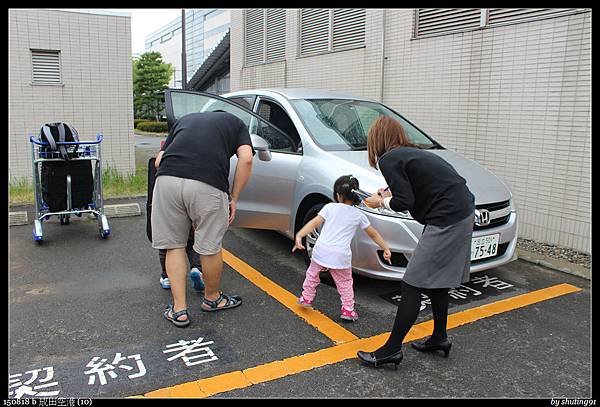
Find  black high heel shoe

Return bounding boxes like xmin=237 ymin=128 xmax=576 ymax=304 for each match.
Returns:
xmin=357 ymin=349 xmax=403 ymax=370
xmin=411 ymin=338 xmax=452 ymax=357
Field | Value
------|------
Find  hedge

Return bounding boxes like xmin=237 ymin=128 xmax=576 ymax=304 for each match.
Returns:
xmin=136 ymin=121 xmax=168 ymax=133
xmin=134 ymin=119 xmax=147 ymax=128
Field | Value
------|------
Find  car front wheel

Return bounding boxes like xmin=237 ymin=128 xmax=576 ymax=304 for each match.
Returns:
xmin=301 ymin=202 xmax=327 ymax=267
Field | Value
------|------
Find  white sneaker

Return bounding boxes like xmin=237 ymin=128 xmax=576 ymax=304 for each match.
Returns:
xmin=159 ymin=276 xmax=171 ymax=289
xmin=190 ymin=267 xmax=205 ymax=291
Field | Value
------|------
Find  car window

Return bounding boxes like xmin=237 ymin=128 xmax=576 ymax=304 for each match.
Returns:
xmin=229 ymin=96 xmax=256 ymax=110
xmin=256 ymin=99 xmax=301 ymax=153
xmin=290 ymin=99 xmax=437 ymax=151
xmin=166 ymin=90 xmax=289 ymax=145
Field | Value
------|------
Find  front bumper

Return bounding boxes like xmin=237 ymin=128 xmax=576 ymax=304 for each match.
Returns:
xmin=350 ymin=210 xmax=518 ymax=281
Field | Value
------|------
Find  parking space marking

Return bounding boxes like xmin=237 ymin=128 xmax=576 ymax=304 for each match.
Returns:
xmin=222 ymin=249 xmax=359 ymax=345
xmin=141 ymin=283 xmax=581 ymax=398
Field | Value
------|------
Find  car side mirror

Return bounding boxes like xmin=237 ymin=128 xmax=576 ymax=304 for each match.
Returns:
xmin=250 ymin=134 xmax=272 ymax=162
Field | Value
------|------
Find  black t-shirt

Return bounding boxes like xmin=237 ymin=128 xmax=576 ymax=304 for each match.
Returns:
xmin=156 ymin=112 xmax=254 ymax=193
xmin=378 ymin=146 xmax=475 ymax=227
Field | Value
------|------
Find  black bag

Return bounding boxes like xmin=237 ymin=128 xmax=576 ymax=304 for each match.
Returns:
xmin=40 ymin=122 xmax=80 ymax=160
xmin=41 ymin=160 xmax=94 ymax=212
xmin=146 ymin=157 xmax=157 ymax=242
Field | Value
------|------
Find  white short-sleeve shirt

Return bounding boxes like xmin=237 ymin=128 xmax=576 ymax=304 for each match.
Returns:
xmin=311 ymin=203 xmax=371 ymax=269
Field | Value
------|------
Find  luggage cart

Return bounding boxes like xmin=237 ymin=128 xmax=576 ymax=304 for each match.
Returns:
xmin=29 ymin=133 xmax=110 ymax=242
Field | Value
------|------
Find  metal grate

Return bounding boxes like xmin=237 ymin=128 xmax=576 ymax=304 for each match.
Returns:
xmin=300 ymin=8 xmax=330 ymax=56
xmin=415 ymin=8 xmax=482 ymax=38
xmin=266 ymin=9 xmax=286 ymax=62
xmin=332 ymin=8 xmax=366 ymax=50
xmin=244 ymin=9 xmax=265 ymax=66
xmin=488 ymin=8 xmax=577 ymax=25
xmin=31 ymin=50 xmax=61 ymax=84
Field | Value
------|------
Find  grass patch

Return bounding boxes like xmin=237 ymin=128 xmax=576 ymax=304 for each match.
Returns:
xmin=102 ymin=165 xmax=148 ymax=199
xmin=9 ymin=165 xmax=148 ymax=206
xmin=9 ymin=178 xmax=35 ymax=206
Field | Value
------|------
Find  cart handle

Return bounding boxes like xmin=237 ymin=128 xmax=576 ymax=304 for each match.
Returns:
xmin=30 ymin=133 xmax=103 ymax=145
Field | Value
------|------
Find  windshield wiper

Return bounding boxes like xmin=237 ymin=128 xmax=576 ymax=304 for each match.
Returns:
xmin=350 ymin=144 xmax=367 ymax=151
xmin=418 ymin=143 xmax=443 ymax=150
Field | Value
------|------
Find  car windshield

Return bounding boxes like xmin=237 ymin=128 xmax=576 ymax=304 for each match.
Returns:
xmin=290 ymin=99 xmax=438 ymax=151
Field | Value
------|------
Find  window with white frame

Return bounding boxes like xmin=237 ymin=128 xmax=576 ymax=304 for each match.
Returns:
xmin=300 ymin=8 xmax=366 ymax=57
xmin=244 ymin=8 xmax=286 ymax=66
xmin=414 ymin=8 xmax=585 ymax=39
xmin=31 ymin=50 xmax=61 ymax=85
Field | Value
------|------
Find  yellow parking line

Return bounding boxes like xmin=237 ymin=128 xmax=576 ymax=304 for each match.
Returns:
xmin=142 ymin=283 xmax=581 ymax=398
xmin=222 ymin=249 xmax=359 ymax=345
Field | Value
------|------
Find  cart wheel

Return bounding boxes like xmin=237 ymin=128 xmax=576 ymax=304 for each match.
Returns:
xmin=99 ymin=214 xmax=110 ymax=239
xmin=60 ymin=214 xmax=70 ymax=225
xmin=33 ymin=220 xmax=43 ymax=243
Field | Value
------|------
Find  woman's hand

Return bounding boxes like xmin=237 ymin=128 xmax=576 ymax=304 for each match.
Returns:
xmin=292 ymin=234 xmax=305 ymax=252
xmin=378 ymin=188 xmax=392 ymax=198
xmin=363 ymin=194 xmax=384 ymax=209
xmin=383 ymin=249 xmax=392 ymax=265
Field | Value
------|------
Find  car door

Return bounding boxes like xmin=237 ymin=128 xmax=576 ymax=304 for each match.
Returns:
xmin=227 ymin=95 xmax=303 ymax=233
xmin=163 ymin=89 xmax=298 ymax=232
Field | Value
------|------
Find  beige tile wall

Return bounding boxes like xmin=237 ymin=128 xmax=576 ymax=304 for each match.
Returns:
xmin=231 ymin=9 xmax=591 ymax=253
xmin=9 ymin=9 xmax=135 ymax=182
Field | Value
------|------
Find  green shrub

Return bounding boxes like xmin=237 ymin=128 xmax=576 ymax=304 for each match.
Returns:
xmin=137 ymin=121 xmax=168 ymax=133
xmin=134 ymin=119 xmax=147 ymax=128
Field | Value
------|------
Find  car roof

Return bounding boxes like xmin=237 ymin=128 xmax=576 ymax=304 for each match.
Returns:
xmin=224 ymin=88 xmax=378 ymax=102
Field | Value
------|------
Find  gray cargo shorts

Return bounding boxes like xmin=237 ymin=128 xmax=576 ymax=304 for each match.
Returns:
xmin=151 ymin=175 xmax=229 ymax=255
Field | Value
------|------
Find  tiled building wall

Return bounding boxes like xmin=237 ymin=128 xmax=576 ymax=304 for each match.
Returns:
xmin=230 ymin=9 xmax=591 ymax=253
xmin=9 ymin=9 xmax=135 ymax=181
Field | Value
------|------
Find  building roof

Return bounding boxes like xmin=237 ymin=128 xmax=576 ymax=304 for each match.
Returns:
xmin=46 ymin=9 xmax=131 ymax=18
xmin=187 ymin=30 xmax=230 ymax=91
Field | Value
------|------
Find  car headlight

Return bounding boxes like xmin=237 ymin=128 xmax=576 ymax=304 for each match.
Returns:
xmin=355 ymin=189 xmax=414 ymax=220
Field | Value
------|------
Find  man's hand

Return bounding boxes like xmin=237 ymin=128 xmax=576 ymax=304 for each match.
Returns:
xmin=292 ymin=234 xmax=305 ymax=252
xmin=229 ymin=198 xmax=237 ymax=225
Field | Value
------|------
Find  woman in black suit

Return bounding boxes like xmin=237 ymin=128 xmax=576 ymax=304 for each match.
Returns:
xmin=358 ymin=116 xmax=475 ymax=370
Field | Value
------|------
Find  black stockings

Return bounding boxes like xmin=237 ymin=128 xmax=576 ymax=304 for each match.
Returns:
xmin=374 ymin=281 xmax=449 ymax=359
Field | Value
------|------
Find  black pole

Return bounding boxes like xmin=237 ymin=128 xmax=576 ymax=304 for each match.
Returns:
xmin=181 ymin=9 xmax=187 ymax=89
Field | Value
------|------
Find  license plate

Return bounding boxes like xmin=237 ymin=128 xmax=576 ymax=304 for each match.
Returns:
xmin=471 ymin=234 xmax=500 ymax=261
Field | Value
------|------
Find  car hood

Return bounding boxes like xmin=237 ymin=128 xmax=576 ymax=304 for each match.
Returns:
xmin=326 ymin=149 xmax=512 ymax=205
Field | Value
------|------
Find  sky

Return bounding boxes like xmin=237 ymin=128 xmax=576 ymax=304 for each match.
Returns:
xmin=64 ymin=9 xmax=183 ymax=55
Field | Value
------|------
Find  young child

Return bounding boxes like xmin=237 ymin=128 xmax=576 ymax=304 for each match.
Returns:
xmin=158 ymin=227 xmax=204 ymax=291
xmin=292 ymin=175 xmax=392 ymax=321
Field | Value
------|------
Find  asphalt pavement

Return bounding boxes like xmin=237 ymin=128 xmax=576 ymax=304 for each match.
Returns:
xmin=8 ymin=197 xmax=591 ymax=399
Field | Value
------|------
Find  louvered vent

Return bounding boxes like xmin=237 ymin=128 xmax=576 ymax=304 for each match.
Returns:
xmin=332 ymin=8 xmax=366 ymax=50
xmin=245 ymin=9 xmax=265 ymax=66
xmin=31 ymin=50 xmax=61 ymax=84
xmin=266 ymin=9 xmax=286 ymax=62
xmin=300 ymin=9 xmax=330 ymax=56
xmin=415 ymin=9 xmax=482 ymax=37
xmin=488 ymin=8 xmax=577 ymax=25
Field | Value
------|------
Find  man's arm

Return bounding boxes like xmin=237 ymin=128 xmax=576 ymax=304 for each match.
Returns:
xmin=228 ymin=144 xmax=254 ymax=224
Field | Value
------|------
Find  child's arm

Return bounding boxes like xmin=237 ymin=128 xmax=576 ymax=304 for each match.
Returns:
xmin=292 ymin=215 xmax=325 ymax=252
xmin=363 ymin=225 xmax=392 ymax=264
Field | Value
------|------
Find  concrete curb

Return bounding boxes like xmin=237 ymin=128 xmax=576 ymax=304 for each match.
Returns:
xmin=517 ymin=248 xmax=590 ymax=280
xmin=9 ymin=203 xmax=142 ymax=225
xmin=9 ymin=211 xmax=28 ymax=226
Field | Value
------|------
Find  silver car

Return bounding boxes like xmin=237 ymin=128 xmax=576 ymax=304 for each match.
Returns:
xmin=164 ymin=88 xmax=518 ymax=281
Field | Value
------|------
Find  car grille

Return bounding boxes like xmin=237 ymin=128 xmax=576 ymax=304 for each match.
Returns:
xmin=377 ymin=250 xmax=408 ymax=267
xmin=378 ymin=243 xmax=510 ymax=268
xmin=474 ymin=200 xmax=511 ymax=231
